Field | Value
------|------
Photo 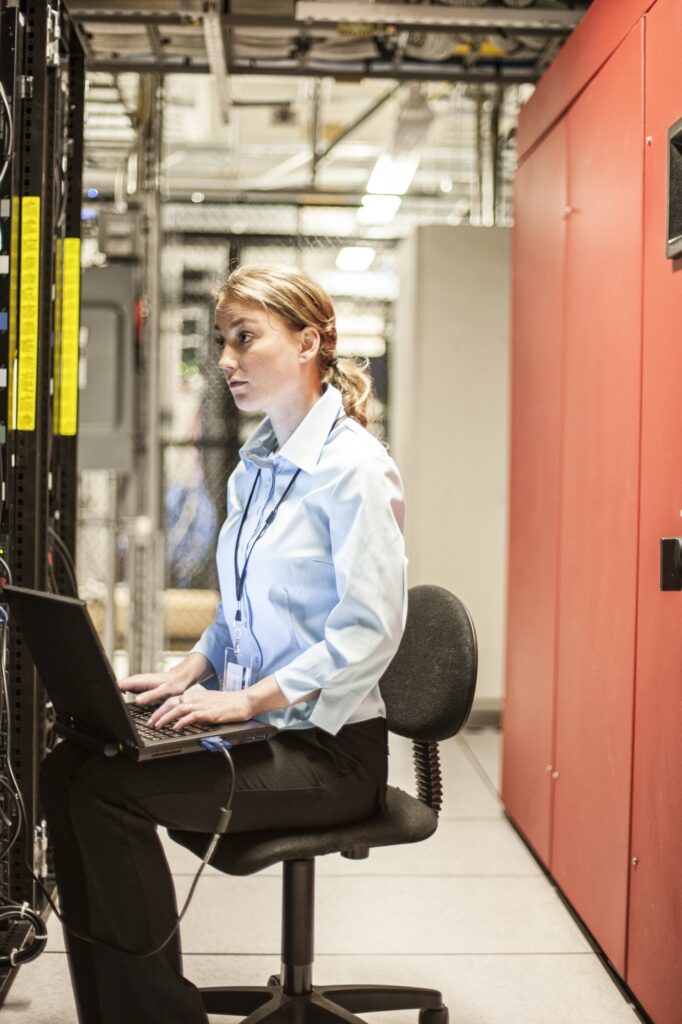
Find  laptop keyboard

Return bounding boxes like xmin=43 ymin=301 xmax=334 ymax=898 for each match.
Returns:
xmin=129 ymin=706 xmax=214 ymax=742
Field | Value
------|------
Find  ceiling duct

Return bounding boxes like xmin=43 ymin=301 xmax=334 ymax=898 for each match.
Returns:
xmin=402 ymin=31 xmax=459 ymax=62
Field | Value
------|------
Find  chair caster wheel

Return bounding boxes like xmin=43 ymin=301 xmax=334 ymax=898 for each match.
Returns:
xmin=267 ymin=974 xmax=280 ymax=987
xmin=419 ymin=1007 xmax=448 ymax=1024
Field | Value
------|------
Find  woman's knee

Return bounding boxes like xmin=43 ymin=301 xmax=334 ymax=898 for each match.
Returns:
xmin=39 ymin=741 xmax=95 ymax=811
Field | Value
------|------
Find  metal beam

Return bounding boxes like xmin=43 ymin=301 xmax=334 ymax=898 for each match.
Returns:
xmin=75 ymin=11 xmax=193 ymax=23
xmin=88 ymin=55 xmax=540 ymax=84
xmin=69 ymin=0 xmax=205 ymax=14
xmin=161 ymin=186 xmax=468 ymax=204
xmin=314 ymin=82 xmax=400 ymax=168
xmin=87 ymin=56 xmax=209 ymax=72
xmin=145 ymin=23 xmax=164 ymax=63
xmin=203 ymin=7 xmax=230 ymax=123
xmin=70 ymin=0 xmax=586 ymax=36
xmin=310 ymin=78 xmax=323 ymax=185
xmin=295 ymin=2 xmax=585 ymax=35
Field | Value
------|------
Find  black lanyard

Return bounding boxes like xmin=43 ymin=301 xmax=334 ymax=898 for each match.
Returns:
xmin=233 ymin=465 xmax=302 ymax=624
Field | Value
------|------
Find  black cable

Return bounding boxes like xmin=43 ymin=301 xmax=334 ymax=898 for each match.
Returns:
xmin=0 ymin=903 xmax=48 ymax=966
xmin=0 ymin=80 xmax=14 ymax=189
xmin=47 ymin=527 xmax=79 ymax=597
xmin=22 ymin=742 xmax=235 ymax=961
xmin=46 ymin=562 xmax=58 ymax=595
xmin=0 ymin=612 xmax=237 ymax=961
xmin=0 ymin=613 xmax=49 ymax=966
xmin=0 ymin=777 xmax=21 ymax=861
xmin=0 ymin=445 xmax=5 ymax=526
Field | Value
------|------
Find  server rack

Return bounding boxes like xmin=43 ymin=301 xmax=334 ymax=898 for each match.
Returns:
xmin=0 ymin=0 xmax=84 ymax=996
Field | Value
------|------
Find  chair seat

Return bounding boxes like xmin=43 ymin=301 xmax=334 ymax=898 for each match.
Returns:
xmin=168 ymin=785 xmax=438 ymax=876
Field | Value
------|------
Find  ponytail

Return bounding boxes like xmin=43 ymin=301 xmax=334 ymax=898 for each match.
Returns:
xmin=323 ymin=356 xmax=373 ymax=428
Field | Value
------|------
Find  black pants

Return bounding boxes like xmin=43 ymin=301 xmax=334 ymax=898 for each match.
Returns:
xmin=39 ymin=718 xmax=388 ymax=1024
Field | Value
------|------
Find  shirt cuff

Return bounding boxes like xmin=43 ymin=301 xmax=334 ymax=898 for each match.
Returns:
xmin=273 ymin=664 xmax=322 ymax=705
xmin=190 ymin=636 xmax=224 ymax=681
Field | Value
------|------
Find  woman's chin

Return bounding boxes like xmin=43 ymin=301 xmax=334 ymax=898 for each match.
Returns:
xmin=229 ymin=385 xmax=254 ymax=408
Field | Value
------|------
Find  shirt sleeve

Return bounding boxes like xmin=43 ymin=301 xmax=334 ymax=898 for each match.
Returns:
xmin=190 ymin=600 xmax=233 ymax=680
xmin=274 ymin=452 xmax=408 ymax=735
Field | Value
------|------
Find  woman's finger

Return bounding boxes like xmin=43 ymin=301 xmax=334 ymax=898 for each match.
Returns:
xmin=148 ymin=695 xmax=185 ymax=727
xmin=118 ymin=675 xmax=163 ymax=692
xmin=135 ymin=685 xmax=170 ymax=707
xmin=150 ymin=694 xmax=201 ymax=728
xmin=171 ymin=708 xmax=212 ymax=731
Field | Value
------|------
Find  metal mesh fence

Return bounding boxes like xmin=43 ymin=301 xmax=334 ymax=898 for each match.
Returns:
xmin=76 ymin=469 xmax=128 ymax=660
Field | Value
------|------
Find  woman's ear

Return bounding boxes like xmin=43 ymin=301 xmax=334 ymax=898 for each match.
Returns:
xmin=299 ymin=326 xmax=321 ymax=363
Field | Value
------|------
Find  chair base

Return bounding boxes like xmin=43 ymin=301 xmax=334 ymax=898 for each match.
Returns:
xmin=200 ymin=981 xmax=449 ymax=1024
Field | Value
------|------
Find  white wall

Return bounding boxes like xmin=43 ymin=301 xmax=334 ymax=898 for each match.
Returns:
xmin=391 ymin=225 xmax=511 ymax=708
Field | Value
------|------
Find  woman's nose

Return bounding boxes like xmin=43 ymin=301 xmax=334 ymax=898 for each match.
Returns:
xmin=218 ymin=345 xmax=237 ymax=371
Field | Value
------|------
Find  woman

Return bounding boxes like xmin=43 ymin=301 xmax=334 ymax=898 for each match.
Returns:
xmin=40 ymin=264 xmax=408 ymax=1024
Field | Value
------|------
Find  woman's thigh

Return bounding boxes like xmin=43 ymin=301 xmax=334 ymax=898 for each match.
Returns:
xmin=41 ymin=718 xmax=388 ymax=837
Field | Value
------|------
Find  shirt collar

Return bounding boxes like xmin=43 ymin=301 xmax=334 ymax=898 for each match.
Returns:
xmin=240 ymin=385 xmax=344 ymax=474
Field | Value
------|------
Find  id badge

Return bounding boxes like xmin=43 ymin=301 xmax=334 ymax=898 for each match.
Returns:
xmin=223 ymin=647 xmax=253 ymax=692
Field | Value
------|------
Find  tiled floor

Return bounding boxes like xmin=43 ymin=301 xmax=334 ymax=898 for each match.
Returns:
xmin=0 ymin=728 xmax=642 ymax=1023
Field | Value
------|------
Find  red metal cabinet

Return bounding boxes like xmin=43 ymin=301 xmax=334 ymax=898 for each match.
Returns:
xmin=502 ymin=125 xmax=567 ymax=866
xmin=506 ymin=0 xmax=682 ymax=1015
xmin=627 ymin=1 xmax=682 ymax=1020
xmin=550 ymin=23 xmax=645 ymax=977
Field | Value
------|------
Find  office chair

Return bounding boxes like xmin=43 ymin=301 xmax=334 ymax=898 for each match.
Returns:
xmin=170 ymin=584 xmax=478 ymax=1024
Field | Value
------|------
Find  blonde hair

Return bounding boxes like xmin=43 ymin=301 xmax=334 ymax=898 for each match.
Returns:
xmin=215 ymin=263 xmax=374 ymax=427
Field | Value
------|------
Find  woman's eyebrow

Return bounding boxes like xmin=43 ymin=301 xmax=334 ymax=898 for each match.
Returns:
xmin=215 ymin=317 xmax=257 ymax=334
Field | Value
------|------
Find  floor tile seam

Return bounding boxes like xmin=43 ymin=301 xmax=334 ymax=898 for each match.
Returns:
xmin=438 ymin=814 xmax=505 ymax=820
xmin=455 ymin=736 xmax=502 ymax=801
xmin=179 ymin=950 xmax=598 ymax=959
xmin=175 ymin=874 xmax=554 ymax=884
xmin=38 ymin=949 xmax=599 ymax=959
xmin=169 ymin=871 xmax=543 ymax=879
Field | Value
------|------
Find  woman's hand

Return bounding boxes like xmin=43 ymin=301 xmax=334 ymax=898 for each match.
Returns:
xmin=118 ymin=670 xmax=191 ymax=707
xmin=147 ymin=685 xmax=253 ymax=732
xmin=118 ymin=653 xmax=214 ymax=708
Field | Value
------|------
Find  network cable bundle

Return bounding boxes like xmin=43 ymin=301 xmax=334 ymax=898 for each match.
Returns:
xmin=0 ymin=0 xmax=85 ymax=997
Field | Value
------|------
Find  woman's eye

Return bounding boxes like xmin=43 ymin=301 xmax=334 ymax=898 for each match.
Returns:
xmin=238 ymin=332 xmax=252 ymax=345
xmin=214 ymin=336 xmax=225 ymax=349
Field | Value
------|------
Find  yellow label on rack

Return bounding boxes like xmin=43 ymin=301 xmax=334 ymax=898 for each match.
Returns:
xmin=53 ymin=235 xmax=63 ymax=428
xmin=56 ymin=237 xmax=80 ymax=436
xmin=7 ymin=196 xmax=19 ymax=432
xmin=17 ymin=196 xmax=40 ymax=432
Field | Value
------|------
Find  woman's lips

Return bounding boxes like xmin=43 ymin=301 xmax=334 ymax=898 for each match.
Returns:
xmin=229 ymin=380 xmax=248 ymax=390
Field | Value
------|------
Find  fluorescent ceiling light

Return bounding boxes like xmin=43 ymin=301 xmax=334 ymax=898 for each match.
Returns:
xmin=356 ymin=194 xmax=401 ymax=225
xmin=336 ymin=246 xmax=376 ymax=272
xmin=367 ymin=153 xmax=420 ymax=195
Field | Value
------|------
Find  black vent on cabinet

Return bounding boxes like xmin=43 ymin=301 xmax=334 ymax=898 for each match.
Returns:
xmin=666 ymin=116 xmax=682 ymax=258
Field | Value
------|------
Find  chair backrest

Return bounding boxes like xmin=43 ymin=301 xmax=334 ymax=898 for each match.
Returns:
xmin=379 ymin=584 xmax=478 ymax=743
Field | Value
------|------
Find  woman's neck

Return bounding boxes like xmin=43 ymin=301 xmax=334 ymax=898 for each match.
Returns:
xmin=268 ymin=382 xmax=323 ymax=448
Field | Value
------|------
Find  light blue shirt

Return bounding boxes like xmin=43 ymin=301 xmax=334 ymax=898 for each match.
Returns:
xmin=191 ymin=384 xmax=408 ymax=735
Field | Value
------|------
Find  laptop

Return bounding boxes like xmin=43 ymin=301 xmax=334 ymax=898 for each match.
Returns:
xmin=2 ymin=585 xmax=276 ymax=760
